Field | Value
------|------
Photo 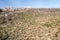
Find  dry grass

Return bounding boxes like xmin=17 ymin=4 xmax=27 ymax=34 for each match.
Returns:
xmin=0 ymin=8 xmax=60 ymax=40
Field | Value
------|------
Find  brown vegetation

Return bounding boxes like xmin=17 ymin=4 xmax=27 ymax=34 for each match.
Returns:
xmin=0 ymin=8 xmax=60 ymax=40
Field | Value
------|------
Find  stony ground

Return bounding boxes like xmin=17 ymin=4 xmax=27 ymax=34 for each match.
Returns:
xmin=0 ymin=8 xmax=60 ymax=40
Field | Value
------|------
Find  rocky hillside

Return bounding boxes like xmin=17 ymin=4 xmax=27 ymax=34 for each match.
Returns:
xmin=0 ymin=8 xmax=60 ymax=40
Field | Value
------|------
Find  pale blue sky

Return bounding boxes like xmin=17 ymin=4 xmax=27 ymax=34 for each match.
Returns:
xmin=0 ymin=0 xmax=60 ymax=8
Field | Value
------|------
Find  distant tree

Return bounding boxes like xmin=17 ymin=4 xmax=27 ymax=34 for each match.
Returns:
xmin=0 ymin=9 xmax=3 ymax=12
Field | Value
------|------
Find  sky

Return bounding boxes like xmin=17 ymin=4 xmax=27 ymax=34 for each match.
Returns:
xmin=0 ymin=0 xmax=60 ymax=8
